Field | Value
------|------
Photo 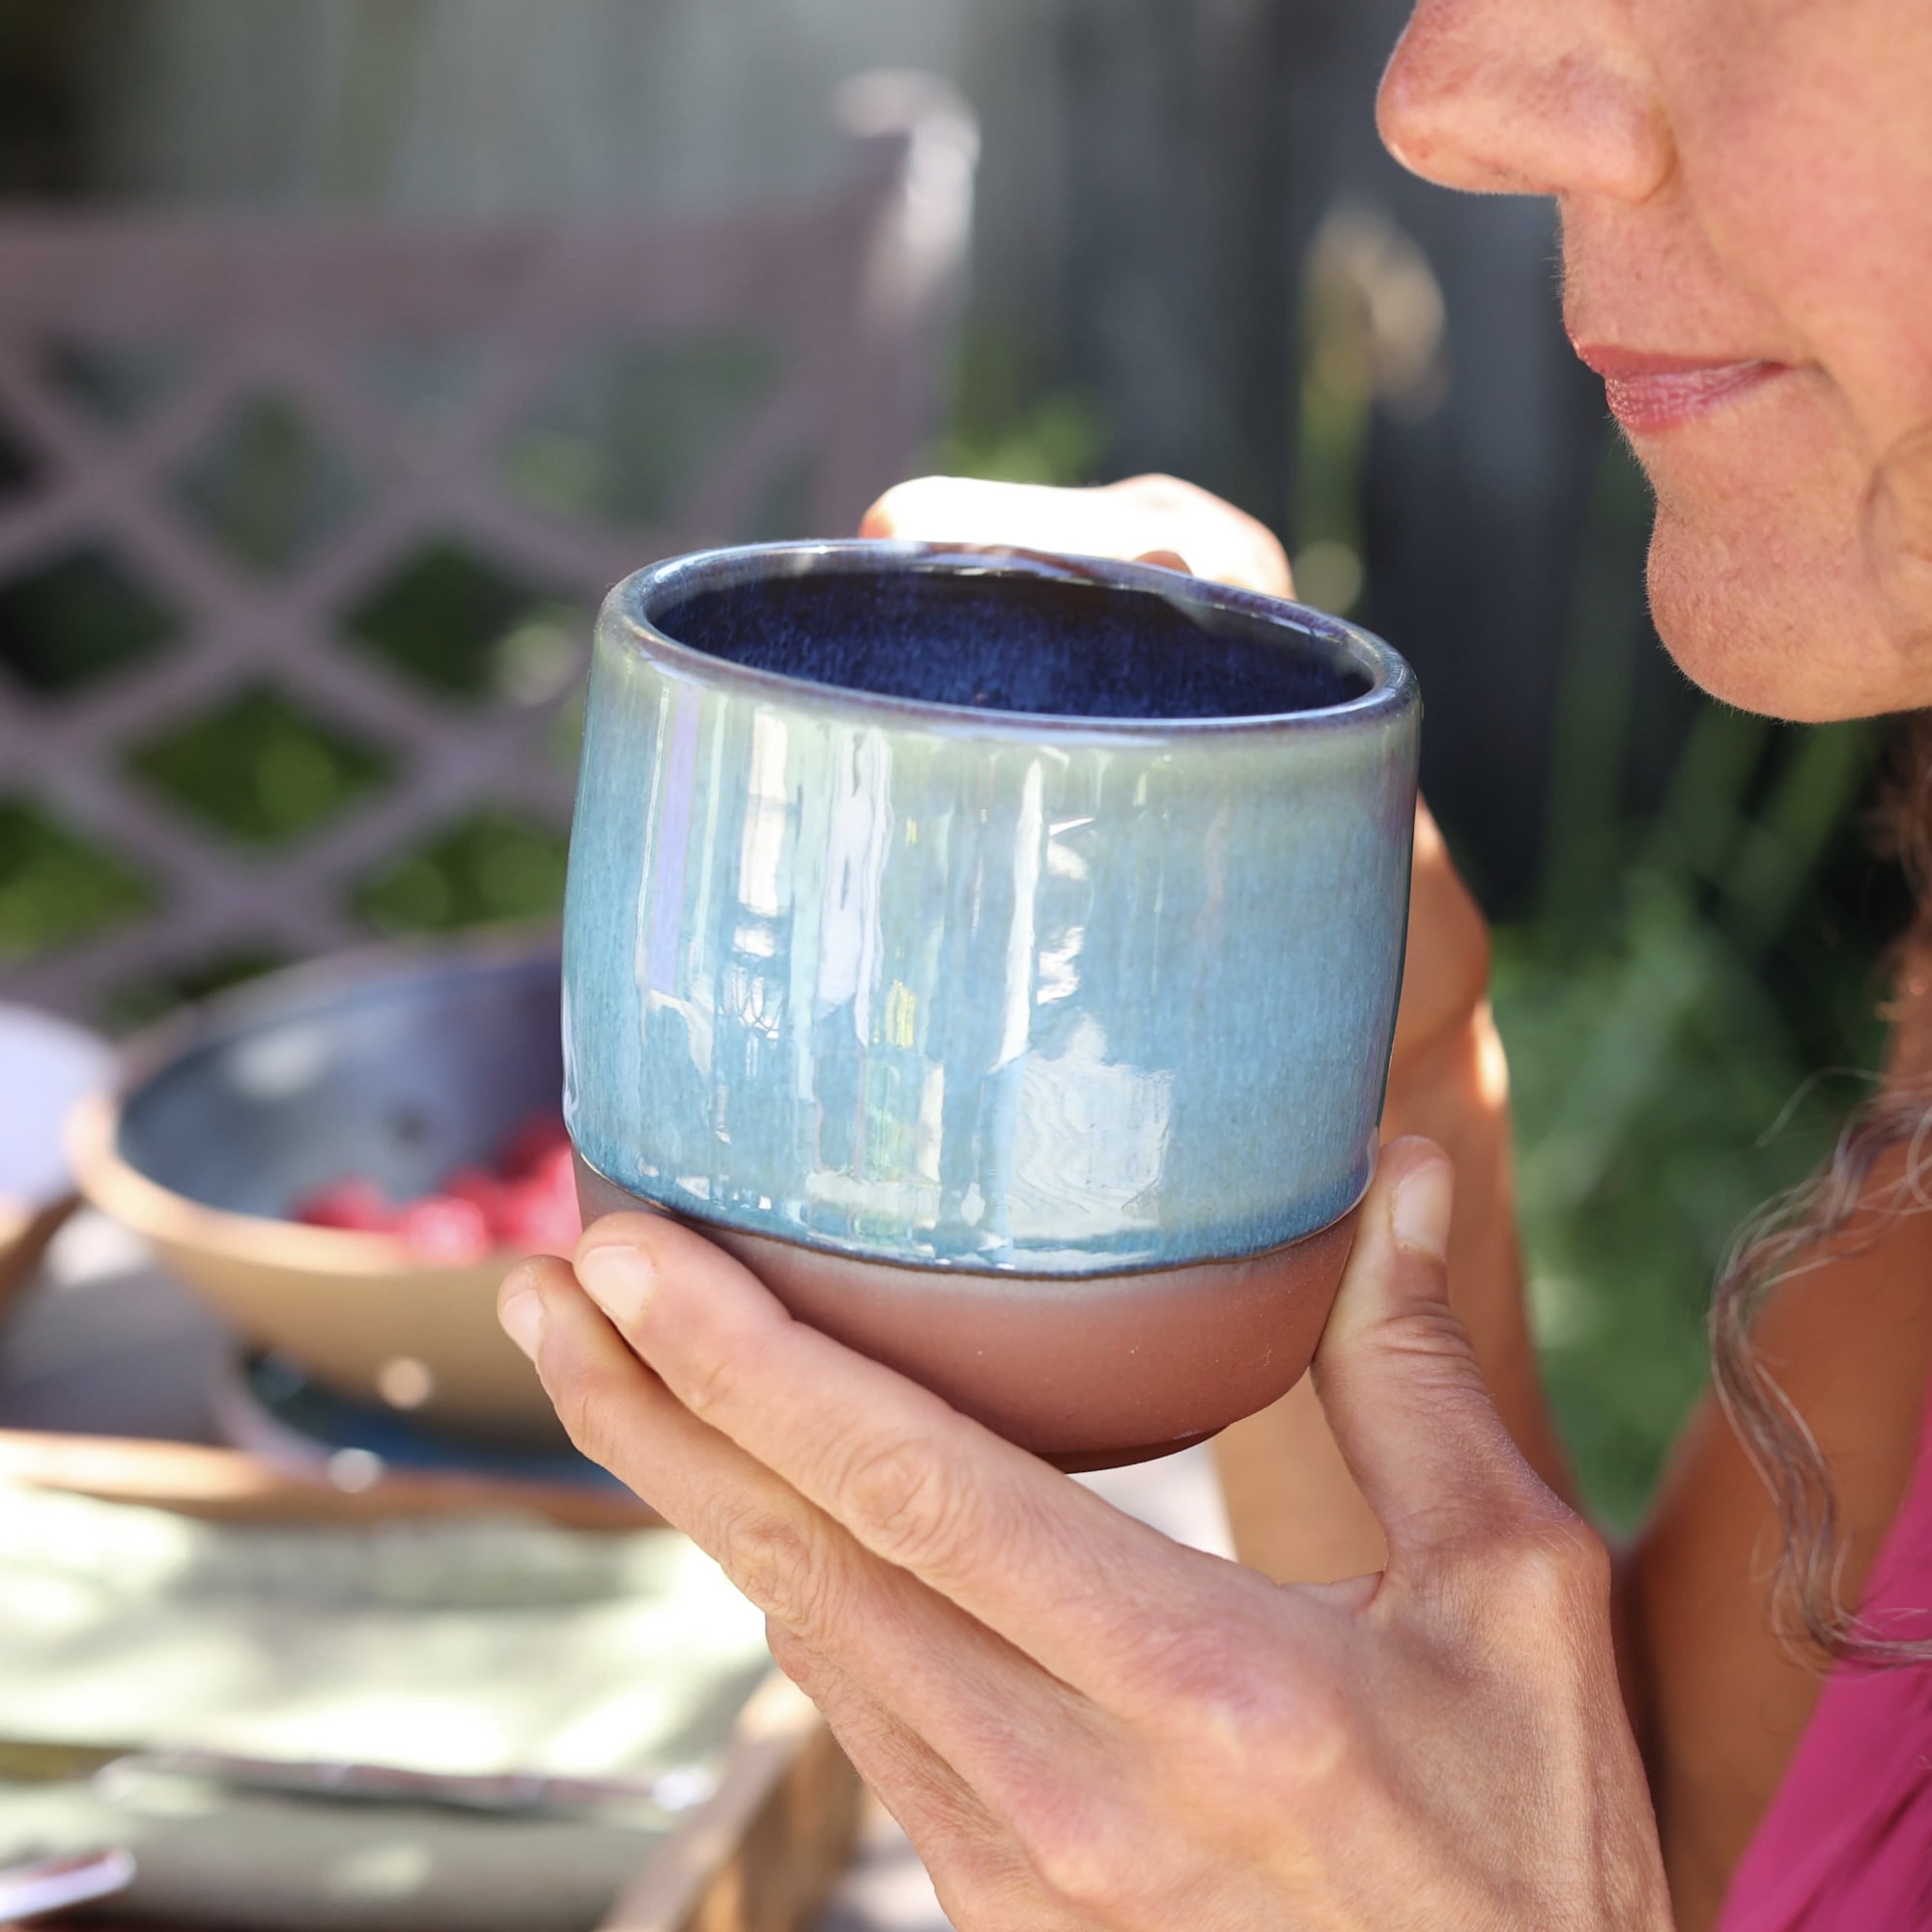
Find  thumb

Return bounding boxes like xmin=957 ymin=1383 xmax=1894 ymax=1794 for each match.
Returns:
xmin=1312 ymin=1138 xmax=1552 ymax=1566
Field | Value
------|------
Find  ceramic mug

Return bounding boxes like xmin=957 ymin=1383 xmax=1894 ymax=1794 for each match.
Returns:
xmin=564 ymin=542 xmax=1419 ymax=1467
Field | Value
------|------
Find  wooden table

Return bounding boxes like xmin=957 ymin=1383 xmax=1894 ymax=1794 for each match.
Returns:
xmin=0 ymin=1212 xmax=1236 ymax=1932
xmin=0 ymin=1210 xmax=858 ymax=1932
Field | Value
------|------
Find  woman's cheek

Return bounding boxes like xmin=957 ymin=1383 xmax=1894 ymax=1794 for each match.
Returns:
xmin=1637 ymin=379 xmax=1930 ymax=723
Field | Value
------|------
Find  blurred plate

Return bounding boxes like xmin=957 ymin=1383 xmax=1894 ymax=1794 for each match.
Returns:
xmin=69 ymin=934 xmax=571 ymax=1441
xmin=213 ymin=1349 xmax=622 ymax=1492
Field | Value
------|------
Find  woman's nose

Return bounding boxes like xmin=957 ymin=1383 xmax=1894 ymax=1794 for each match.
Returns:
xmin=1378 ymin=0 xmax=1672 ymax=204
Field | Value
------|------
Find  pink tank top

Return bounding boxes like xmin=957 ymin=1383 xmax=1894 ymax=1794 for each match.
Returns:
xmin=1718 ymin=1392 xmax=1932 ymax=1929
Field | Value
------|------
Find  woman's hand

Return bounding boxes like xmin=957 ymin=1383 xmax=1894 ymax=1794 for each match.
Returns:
xmin=860 ymin=477 xmax=1561 ymax=1579
xmin=863 ymin=472 xmax=1298 ymax=594
xmin=861 ymin=475 xmax=1490 ymax=1082
xmin=498 ymin=1140 xmax=1669 ymax=1931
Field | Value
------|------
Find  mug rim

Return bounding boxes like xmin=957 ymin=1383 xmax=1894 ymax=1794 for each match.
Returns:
xmin=605 ymin=539 xmax=1416 ymax=739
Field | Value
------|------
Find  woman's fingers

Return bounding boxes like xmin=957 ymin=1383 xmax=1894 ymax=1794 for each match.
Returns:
xmin=499 ymin=1256 xmax=1110 ymax=1813
xmin=559 ymin=1215 xmax=1250 ymax=1708
xmin=1311 ymin=1139 xmax=1579 ymax=1576
xmin=861 ymin=473 xmax=1293 ymax=596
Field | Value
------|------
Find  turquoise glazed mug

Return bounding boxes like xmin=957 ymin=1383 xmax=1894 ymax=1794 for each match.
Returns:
xmin=565 ymin=542 xmax=1419 ymax=1468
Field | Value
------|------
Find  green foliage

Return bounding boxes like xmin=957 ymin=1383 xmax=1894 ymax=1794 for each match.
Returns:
xmin=172 ymin=393 xmax=366 ymax=574
xmin=497 ymin=333 xmax=784 ymax=531
xmin=354 ymin=809 xmax=570 ymax=936
xmin=0 ymin=800 xmax=151 ymax=964
xmin=1496 ymin=815 xmax=1884 ymax=1531
xmin=126 ymin=685 xmax=391 ymax=848
xmin=0 ymin=546 xmax=180 ymax=695
xmin=937 ymin=330 xmax=1106 ymax=488
xmin=343 ymin=541 xmax=582 ymax=705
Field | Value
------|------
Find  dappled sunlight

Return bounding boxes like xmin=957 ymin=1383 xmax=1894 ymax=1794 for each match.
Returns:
xmin=0 ymin=1484 xmax=767 ymax=1773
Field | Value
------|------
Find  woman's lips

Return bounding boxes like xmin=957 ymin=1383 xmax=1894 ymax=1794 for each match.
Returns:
xmin=1571 ymin=345 xmax=1785 ymax=435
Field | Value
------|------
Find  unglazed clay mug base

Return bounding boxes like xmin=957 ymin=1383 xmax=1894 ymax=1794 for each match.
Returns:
xmin=564 ymin=543 xmax=1419 ymax=1468
xmin=578 ymin=1153 xmax=1360 ymax=1468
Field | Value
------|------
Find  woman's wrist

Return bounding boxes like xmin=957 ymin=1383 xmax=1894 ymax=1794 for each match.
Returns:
xmin=1383 ymin=997 xmax=1508 ymax=1151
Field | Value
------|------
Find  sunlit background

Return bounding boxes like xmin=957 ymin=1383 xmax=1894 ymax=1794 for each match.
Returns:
xmin=0 ymin=0 xmax=1908 ymax=1528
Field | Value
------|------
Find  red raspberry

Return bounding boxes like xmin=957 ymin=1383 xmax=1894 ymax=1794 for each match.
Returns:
xmin=293 ymin=1178 xmax=396 ymax=1232
xmin=396 ymin=1194 xmax=494 ymax=1264
xmin=444 ymin=1166 xmax=511 ymax=1234
xmin=500 ymin=1113 xmax=571 ymax=1179
xmin=498 ymin=1185 xmax=582 ymax=1257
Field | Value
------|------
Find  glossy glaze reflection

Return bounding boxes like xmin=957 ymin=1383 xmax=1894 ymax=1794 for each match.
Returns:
xmin=563 ymin=544 xmax=1418 ymax=1277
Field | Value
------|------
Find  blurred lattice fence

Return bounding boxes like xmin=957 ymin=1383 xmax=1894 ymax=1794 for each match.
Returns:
xmin=0 ymin=77 xmax=976 ymax=1022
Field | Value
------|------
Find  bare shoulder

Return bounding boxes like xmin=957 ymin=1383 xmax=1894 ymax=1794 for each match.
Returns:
xmin=1630 ymin=1172 xmax=1932 ymax=1930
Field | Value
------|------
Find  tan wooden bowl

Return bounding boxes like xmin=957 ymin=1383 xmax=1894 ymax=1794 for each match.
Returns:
xmin=68 ymin=939 xmax=570 ymax=1447
xmin=71 ymin=1099 xmax=558 ymax=1441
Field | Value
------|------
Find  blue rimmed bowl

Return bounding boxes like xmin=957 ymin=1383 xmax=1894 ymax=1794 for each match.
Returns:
xmin=565 ymin=542 xmax=1418 ymax=1467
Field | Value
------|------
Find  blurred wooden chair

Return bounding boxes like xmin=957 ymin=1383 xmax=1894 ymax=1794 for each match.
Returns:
xmin=0 ymin=72 xmax=976 ymax=1023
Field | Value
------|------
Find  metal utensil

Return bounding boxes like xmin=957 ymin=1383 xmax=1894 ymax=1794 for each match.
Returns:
xmin=0 ymin=1848 xmax=136 ymax=1919
xmin=0 ymin=1738 xmax=715 ymax=1822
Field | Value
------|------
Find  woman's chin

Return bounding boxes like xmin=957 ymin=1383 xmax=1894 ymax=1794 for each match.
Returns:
xmin=1646 ymin=509 xmax=1932 ymax=724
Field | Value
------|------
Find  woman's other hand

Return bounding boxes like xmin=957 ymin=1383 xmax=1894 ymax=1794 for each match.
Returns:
xmin=862 ymin=471 xmax=1296 ymax=594
xmin=859 ymin=477 xmax=1555 ymax=1577
xmin=499 ymin=1140 xmax=1670 ymax=1932
xmin=860 ymin=475 xmax=1490 ymax=1083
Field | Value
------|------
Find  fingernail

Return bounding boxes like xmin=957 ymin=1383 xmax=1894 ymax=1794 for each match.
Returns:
xmin=577 ymin=1242 xmax=657 ymax=1326
xmin=498 ymin=1287 xmax=544 ymax=1362
xmin=1391 ymin=1159 xmax=1452 ymax=1264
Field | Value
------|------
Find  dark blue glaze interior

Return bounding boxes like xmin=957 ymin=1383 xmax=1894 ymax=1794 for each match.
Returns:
xmin=652 ymin=567 xmax=1372 ymax=721
xmin=118 ymin=950 xmax=562 ymax=1217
